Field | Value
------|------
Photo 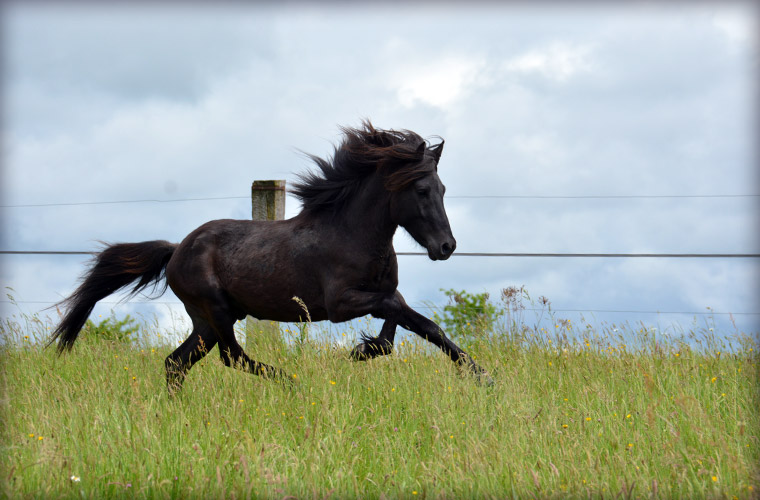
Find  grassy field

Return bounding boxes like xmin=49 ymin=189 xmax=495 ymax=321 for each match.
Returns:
xmin=1 ymin=312 xmax=758 ymax=499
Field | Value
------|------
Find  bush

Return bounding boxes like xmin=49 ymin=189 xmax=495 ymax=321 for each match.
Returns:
xmin=82 ymin=314 xmax=139 ymax=344
xmin=439 ymin=289 xmax=502 ymax=338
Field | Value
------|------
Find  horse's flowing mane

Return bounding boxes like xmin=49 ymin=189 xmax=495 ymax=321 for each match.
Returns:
xmin=291 ymin=121 xmax=439 ymax=213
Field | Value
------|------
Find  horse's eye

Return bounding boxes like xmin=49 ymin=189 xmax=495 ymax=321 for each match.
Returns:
xmin=416 ymin=187 xmax=430 ymax=196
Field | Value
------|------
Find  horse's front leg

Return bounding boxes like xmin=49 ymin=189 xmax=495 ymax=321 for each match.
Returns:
xmin=393 ymin=301 xmax=493 ymax=385
xmin=330 ymin=290 xmax=492 ymax=384
xmin=349 ymin=319 xmax=397 ymax=361
xmin=327 ymin=290 xmax=399 ymax=360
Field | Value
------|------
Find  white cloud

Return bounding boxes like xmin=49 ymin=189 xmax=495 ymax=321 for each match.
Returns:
xmin=711 ymin=6 xmax=757 ymax=47
xmin=502 ymin=42 xmax=595 ymax=82
xmin=391 ymin=54 xmax=488 ymax=109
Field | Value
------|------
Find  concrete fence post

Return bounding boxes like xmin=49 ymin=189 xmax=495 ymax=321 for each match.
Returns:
xmin=245 ymin=180 xmax=286 ymax=350
xmin=251 ymin=179 xmax=286 ymax=221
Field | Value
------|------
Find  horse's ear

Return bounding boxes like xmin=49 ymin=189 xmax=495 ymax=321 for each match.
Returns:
xmin=416 ymin=141 xmax=426 ymax=157
xmin=430 ymin=140 xmax=444 ymax=163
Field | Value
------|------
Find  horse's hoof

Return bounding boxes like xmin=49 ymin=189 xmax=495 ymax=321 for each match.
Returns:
xmin=462 ymin=359 xmax=494 ymax=387
xmin=276 ymin=369 xmax=299 ymax=388
xmin=350 ymin=341 xmax=392 ymax=361
xmin=349 ymin=344 xmax=370 ymax=361
xmin=284 ymin=377 xmax=299 ymax=391
xmin=477 ymin=372 xmax=495 ymax=387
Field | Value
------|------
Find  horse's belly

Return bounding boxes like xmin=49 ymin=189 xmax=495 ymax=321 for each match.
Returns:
xmin=241 ymin=300 xmax=329 ymax=323
xmin=227 ymin=270 xmax=329 ymax=323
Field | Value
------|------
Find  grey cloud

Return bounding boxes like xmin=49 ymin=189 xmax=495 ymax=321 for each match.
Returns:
xmin=2 ymin=2 xmax=757 ymax=335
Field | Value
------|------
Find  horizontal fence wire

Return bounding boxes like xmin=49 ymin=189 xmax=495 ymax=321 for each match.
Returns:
xmin=2 ymin=252 xmax=756 ymax=314
xmin=396 ymin=252 xmax=760 ymax=258
xmin=2 ymin=250 xmax=759 ymax=258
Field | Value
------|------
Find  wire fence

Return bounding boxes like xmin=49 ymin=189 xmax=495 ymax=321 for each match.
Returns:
xmin=2 ymin=191 xmax=757 ymax=318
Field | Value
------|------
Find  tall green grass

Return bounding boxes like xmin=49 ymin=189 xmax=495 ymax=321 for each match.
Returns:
xmin=1 ymin=309 xmax=758 ymax=499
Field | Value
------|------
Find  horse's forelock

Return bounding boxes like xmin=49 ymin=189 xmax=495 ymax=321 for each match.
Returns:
xmin=383 ymin=160 xmax=437 ymax=192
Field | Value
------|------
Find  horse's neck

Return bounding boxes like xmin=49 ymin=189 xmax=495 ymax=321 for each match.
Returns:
xmin=342 ymin=178 xmax=396 ymax=249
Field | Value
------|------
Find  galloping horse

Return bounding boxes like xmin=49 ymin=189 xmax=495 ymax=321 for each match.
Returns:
xmin=49 ymin=122 xmax=491 ymax=393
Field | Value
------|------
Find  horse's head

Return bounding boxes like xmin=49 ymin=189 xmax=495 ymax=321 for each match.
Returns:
xmin=291 ymin=122 xmax=457 ymax=260
xmin=389 ymin=141 xmax=456 ymax=261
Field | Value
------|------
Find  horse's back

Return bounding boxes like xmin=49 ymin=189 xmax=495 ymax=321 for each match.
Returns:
xmin=166 ymin=218 xmax=328 ymax=322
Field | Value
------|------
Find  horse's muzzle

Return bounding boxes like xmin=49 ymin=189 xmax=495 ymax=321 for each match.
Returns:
xmin=428 ymin=238 xmax=456 ymax=261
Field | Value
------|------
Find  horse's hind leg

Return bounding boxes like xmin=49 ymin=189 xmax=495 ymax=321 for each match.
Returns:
xmin=217 ymin=339 xmax=290 ymax=382
xmin=350 ymin=320 xmax=397 ymax=361
xmin=165 ymin=315 xmax=218 ymax=396
xmin=201 ymin=304 xmax=289 ymax=383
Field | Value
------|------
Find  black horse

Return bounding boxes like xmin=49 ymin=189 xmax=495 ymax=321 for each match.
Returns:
xmin=49 ymin=122 xmax=491 ymax=394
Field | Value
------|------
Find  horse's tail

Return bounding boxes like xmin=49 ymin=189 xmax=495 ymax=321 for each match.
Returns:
xmin=48 ymin=240 xmax=177 ymax=353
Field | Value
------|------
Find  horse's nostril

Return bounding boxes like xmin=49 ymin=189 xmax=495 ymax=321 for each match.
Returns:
xmin=441 ymin=241 xmax=453 ymax=255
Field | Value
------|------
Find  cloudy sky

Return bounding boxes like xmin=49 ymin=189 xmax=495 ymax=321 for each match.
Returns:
xmin=1 ymin=2 xmax=758 ymax=343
